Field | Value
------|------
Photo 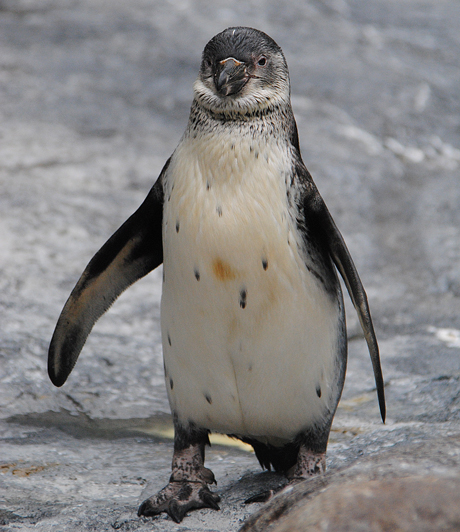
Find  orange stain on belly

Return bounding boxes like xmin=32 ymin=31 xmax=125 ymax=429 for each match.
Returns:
xmin=212 ymin=258 xmax=237 ymax=281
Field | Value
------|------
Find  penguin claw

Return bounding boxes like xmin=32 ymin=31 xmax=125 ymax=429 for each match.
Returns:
xmin=167 ymin=499 xmax=185 ymax=524
xmin=138 ymin=481 xmax=220 ymax=523
xmin=200 ymin=487 xmax=221 ymax=510
xmin=244 ymin=489 xmax=275 ymax=504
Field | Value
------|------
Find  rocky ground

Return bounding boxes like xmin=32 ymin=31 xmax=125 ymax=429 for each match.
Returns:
xmin=1 ymin=0 xmax=460 ymax=530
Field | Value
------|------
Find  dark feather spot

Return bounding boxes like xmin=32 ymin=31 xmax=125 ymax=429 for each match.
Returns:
xmin=216 ymin=206 xmax=222 ymax=217
xmin=239 ymin=288 xmax=247 ymax=309
xmin=176 ymin=220 xmax=180 ymax=233
xmin=316 ymin=385 xmax=321 ymax=398
xmin=205 ymin=394 xmax=212 ymax=404
xmin=170 ymin=378 xmax=174 ymax=390
xmin=255 ymin=151 xmax=259 ymax=159
xmin=194 ymin=268 xmax=200 ymax=281
xmin=168 ymin=333 xmax=172 ymax=346
xmin=307 ymin=265 xmax=325 ymax=286
xmin=206 ymin=181 xmax=210 ymax=190
xmin=248 ymin=363 xmax=252 ymax=371
xmin=262 ymin=258 xmax=268 ymax=271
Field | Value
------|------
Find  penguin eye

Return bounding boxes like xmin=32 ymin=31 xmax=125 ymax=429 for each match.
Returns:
xmin=257 ymin=56 xmax=267 ymax=67
xmin=204 ymin=58 xmax=212 ymax=69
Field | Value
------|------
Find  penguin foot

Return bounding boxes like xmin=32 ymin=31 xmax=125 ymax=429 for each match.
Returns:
xmin=138 ymin=480 xmax=221 ymax=523
xmin=245 ymin=447 xmax=325 ymax=504
xmin=244 ymin=488 xmax=278 ymax=504
xmin=287 ymin=446 xmax=326 ymax=479
xmin=138 ymin=441 xmax=220 ymax=522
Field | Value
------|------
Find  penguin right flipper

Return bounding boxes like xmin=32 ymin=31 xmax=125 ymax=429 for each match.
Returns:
xmin=301 ymin=177 xmax=386 ymax=423
xmin=48 ymin=160 xmax=169 ymax=388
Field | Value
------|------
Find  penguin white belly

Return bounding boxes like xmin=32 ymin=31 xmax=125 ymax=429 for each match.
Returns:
xmin=161 ymin=132 xmax=340 ymax=445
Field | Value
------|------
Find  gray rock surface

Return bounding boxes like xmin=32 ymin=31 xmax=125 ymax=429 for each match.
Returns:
xmin=1 ymin=0 xmax=459 ymax=530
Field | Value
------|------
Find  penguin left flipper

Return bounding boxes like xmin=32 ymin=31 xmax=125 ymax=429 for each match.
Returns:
xmin=48 ymin=161 xmax=168 ymax=388
xmin=301 ymin=175 xmax=386 ymax=423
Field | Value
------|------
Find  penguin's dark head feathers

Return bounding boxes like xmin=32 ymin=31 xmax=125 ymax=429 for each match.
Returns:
xmin=194 ymin=27 xmax=291 ymax=114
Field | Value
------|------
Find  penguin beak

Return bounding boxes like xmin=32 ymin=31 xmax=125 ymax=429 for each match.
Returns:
xmin=214 ymin=58 xmax=249 ymax=96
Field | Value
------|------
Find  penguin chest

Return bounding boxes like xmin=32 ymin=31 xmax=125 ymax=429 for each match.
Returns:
xmin=161 ymin=133 xmax=341 ymax=443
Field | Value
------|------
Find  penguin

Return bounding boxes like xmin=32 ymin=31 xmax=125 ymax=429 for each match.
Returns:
xmin=48 ymin=27 xmax=385 ymax=523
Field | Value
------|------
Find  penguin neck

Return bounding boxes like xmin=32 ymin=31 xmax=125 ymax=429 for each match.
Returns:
xmin=186 ymin=99 xmax=294 ymax=145
xmin=170 ymin=99 xmax=297 ymax=196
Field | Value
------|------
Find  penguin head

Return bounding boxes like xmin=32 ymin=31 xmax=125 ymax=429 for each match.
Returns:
xmin=194 ymin=27 xmax=291 ymax=115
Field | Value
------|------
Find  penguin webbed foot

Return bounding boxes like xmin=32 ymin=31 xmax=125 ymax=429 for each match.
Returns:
xmin=245 ymin=487 xmax=280 ymax=504
xmin=138 ymin=435 xmax=220 ymax=523
xmin=245 ymin=446 xmax=326 ymax=504
xmin=287 ymin=446 xmax=326 ymax=479
xmin=138 ymin=480 xmax=220 ymax=523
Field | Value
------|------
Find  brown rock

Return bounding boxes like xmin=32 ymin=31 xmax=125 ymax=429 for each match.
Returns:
xmin=268 ymin=476 xmax=460 ymax=532
xmin=240 ymin=438 xmax=460 ymax=532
